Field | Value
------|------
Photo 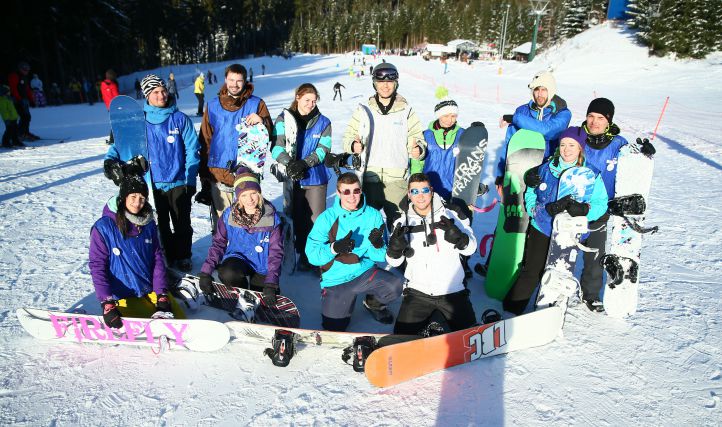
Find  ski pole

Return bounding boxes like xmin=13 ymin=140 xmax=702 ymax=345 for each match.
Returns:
xmin=651 ymin=96 xmax=669 ymax=141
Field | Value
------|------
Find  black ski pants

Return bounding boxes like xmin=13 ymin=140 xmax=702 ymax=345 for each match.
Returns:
xmin=292 ymin=184 xmax=326 ymax=264
xmin=153 ymin=185 xmax=194 ymax=262
xmin=580 ymin=214 xmax=609 ymax=302
xmin=195 ymin=93 xmax=204 ymax=115
xmin=14 ymin=100 xmax=31 ymax=136
xmin=2 ymin=120 xmax=21 ymax=146
xmin=394 ymin=288 xmax=477 ymax=335
xmin=217 ymin=256 xmax=272 ymax=292
xmin=503 ymin=225 xmax=551 ymax=315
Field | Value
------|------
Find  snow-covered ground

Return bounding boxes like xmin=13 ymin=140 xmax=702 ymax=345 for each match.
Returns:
xmin=1 ymin=23 xmax=721 ymax=425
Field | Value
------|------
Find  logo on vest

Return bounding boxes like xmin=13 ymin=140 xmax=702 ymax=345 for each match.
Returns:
xmin=606 ymin=158 xmax=618 ymax=171
xmin=169 ymin=127 xmax=180 ymax=135
xmin=312 ymin=134 xmax=321 ymax=139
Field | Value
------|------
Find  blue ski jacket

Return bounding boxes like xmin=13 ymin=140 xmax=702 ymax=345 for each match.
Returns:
xmin=421 ymin=121 xmax=464 ymax=201
xmin=497 ymin=98 xmax=571 ymax=178
xmin=525 ymin=158 xmax=608 ymax=237
xmin=306 ymin=196 xmax=387 ymax=289
xmin=206 ymin=95 xmax=262 ymax=171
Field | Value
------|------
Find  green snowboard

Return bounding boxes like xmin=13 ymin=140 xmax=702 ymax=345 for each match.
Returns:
xmin=485 ymin=129 xmax=546 ymax=301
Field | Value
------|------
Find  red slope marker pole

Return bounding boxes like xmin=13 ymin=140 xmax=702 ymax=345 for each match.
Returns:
xmin=651 ymin=96 xmax=669 ymax=141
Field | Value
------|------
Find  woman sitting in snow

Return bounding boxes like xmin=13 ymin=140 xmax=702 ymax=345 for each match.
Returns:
xmin=503 ymin=126 xmax=608 ymax=316
xmin=198 ymin=167 xmax=283 ymax=306
xmin=89 ymin=173 xmax=184 ymax=329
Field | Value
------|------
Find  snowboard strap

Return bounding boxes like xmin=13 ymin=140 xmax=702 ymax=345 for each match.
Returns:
xmin=623 ymin=216 xmax=659 ymax=234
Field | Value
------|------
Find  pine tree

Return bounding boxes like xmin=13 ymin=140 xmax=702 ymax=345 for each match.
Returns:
xmin=559 ymin=0 xmax=588 ymax=39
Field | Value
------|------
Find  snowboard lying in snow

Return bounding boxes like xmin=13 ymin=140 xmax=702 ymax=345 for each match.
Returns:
xmin=16 ymin=308 xmax=230 ymax=352
xmin=364 ymin=306 xmax=564 ymax=387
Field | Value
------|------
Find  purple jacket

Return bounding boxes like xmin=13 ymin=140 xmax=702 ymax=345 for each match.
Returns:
xmin=89 ymin=201 xmax=168 ymax=302
xmin=201 ymin=200 xmax=283 ymax=287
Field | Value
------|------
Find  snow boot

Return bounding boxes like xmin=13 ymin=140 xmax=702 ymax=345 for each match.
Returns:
xmin=363 ymin=296 xmax=393 ymax=324
xmin=608 ymin=194 xmax=646 ymax=216
xmin=264 ymin=329 xmax=296 ymax=367
xmin=341 ymin=336 xmax=378 ymax=372
xmin=584 ymin=299 xmax=605 ymax=313
xmin=481 ymin=309 xmax=502 ymax=324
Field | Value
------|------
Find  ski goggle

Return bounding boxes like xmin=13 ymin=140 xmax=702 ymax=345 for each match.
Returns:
xmin=409 ymin=187 xmax=431 ymax=196
xmin=373 ymin=68 xmax=399 ymax=81
xmin=339 ymin=188 xmax=362 ymax=196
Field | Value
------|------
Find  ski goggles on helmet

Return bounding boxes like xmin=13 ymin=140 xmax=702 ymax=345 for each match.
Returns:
xmin=340 ymin=188 xmax=362 ymax=196
xmin=409 ymin=187 xmax=431 ymax=196
xmin=373 ymin=68 xmax=399 ymax=81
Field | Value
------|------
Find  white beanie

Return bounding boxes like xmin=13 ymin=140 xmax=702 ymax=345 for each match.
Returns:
xmin=528 ymin=71 xmax=556 ymax=108
xmin=434 ymin=99 xmax=459 ymax=119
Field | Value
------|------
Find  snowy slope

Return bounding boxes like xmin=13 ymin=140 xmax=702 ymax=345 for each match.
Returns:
xmin=1 ymin=23 xmax=721 ymax=425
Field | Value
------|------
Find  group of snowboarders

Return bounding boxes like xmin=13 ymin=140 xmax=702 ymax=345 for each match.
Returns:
xmin=91 ymin=60 xmax=655 ymax=335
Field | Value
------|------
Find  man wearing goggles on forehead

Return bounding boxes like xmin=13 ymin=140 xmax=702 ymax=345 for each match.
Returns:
xmin=343 ymin=62 xmax=426 ymax=231
xmin=386 ymin=173 xmax=477 ymax=335
xmin=305 ymin=172 xmax=403 ymax=332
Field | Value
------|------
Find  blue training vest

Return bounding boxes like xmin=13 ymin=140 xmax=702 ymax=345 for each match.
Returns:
xmin=221 ymin=208 xmax=281 ymax=275
xmin=422 ymin=127 xmax=464 ymax=201
xmin=146 ymin=111 xmax=188 ymax=183
xmin=583 ymin=135 xmax=627 ymax=199
xmin=207 ymin=96 xmax=262 ymax=170
xmin=92 ymin=217 xmax=157 ymax=299
xmin=298 ymin=114 xmax=331 ymax=187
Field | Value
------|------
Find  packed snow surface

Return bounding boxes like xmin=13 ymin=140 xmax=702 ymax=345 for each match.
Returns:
xmin=1 ymin=24 xmax=720 ymax=425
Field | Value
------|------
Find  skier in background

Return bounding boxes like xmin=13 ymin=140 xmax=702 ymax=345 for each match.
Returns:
xmin=89 ymin=173 xmax=186 ymax=329
xmin=100 ymin=69 xmax=120 ymax=145
xmin=194 ymin=73 xmax=205 ymax=116
xmin=386 ymin=173 xmax=477 ymax=335
xmin=167 ymin=72 xmax=179 ymax=100
xmin=7 ymin=61 xmax=38 ymax=141
xmin=0 ymin=85 xmax=23 ymax=148
xmin=197 ymin=63 xmax=273 ymax=233
xmin=30 ymin=74 xmax=45 ymax=107
xmin=134 ymin=78 xmax=142 ymax=99
xmin=332 ymin=82 xmax=345 ymax=101
xmin=504 ymin=126 xmax=608 ymax=315
xmin=306 ymin=172 xmax=403 ymax=331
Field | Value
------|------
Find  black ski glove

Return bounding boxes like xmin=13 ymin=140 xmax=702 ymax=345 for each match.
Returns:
xmin=103 ymin=159 xmax=124 ymax=186
xmin=262 ymin=286 xmax=278 ymax=306
xmin=545 ymin=195 xmax=572 ymax=217
xmin=155 ymin=294 xmax=172 ymax=313
xmin=386 ymin=225 xmax=409 ymax=259
xmin=566 ymin=199 xmax=590 ymax=217
xmin=194 ymin=182 xmax=213 ymax=206
xmin=286 ymin=159 xmax=308 ymax=181
xmin=332 ymin=231 xmax=355 ymax=254
xmin=101 ymin=300 xmax=123 ymax=329
xmin=502 ymin=114 xmax=513 ymax=125
xmin=198 ymin=272 xmax=214 ymax=295
xmin=349 ymin=153 xmax=362 ymax=170
xmin=637 ymin=137 xmax=656 ymax=157
xmin=524 ymin=166 xmax=542 ymax=188
xmin=436 ymin=216 xmax=469 ymax=250
xmin=608 ymin=194 xmax=646 ymax=216
xmin=368 ymin=225 xmax=385 ymax=249
xmin=123 ymin=155 xmax=148 ymax=176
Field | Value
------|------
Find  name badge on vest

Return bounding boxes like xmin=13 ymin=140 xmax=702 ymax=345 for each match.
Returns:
xmin=453 ymin=147 xmax=460 ymax=157
xmin=539 ymin=182 xmax=548 ymax=191
xmin=112 ymin=247 xmax=121 ymax=256
xmin=166 ymin=135 xmax=175 ymax=143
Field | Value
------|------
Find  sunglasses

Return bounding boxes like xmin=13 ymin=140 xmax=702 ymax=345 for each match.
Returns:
xmin=339 ymin=188 xmax=362 ymax=196
xmin=409 ymin=187 xmax=431 ymax=196
xmin=373 ymin=69 xmax=399 ymax=81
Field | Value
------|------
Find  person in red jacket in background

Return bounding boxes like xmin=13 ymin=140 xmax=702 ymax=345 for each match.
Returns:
xmin=7 ymin=61 xmax=38 ymax=141
xmin=101 ymin=69 xmax=120 ymax=145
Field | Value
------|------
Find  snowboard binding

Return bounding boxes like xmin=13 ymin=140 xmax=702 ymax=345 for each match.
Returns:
xmin=601 ymin=255 xmax=639 ymax=288
xmin=481 ymin=309 xmax=502 ymax=325
xmin=341 ymin=336 xmax=378 ymax=372
xmin=264 ymin=329 xmax=297 ymax=367
xmin=172 ymin=277 xmax=201 ymax=312
xmin=608 ymin=194 xmax=646 ymax=217
xmin=231 ymin=290 xmax=258 ymax=323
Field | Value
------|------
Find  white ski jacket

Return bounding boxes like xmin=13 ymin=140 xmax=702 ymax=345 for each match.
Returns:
xmin=386 ymin=193 xmax=476 ymax=296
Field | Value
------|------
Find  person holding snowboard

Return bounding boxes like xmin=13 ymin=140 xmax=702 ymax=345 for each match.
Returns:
xmin=420 ymin=99 xmax=465 ymax=203
xmin=103 ymin=74 xmax=200 ymax=272
xmin=305 ymin=172 xmax=403 ymax=331
xmin=89 ymin=173 xmax=185 ymax=329
xmin=496 ymin=70 xmax=571 ymax=196
xmin=198 ymin=167 xmax=283 ymax=306
xmin=343 ymin=62 xmax=425 ymax=230
xmin=503 ymin=126 xmax=608 ymax=315
xmin=387 ymin=173 xmax=477 ymax=335
xmin=197 ymin=63 xmax=273 ymax=233
xmin=332 ymin=82 xmax=345 ymax=101
xmin=194 ymin=73 xmax=205 ymax=116
xmin=270 ymin=83 xmax=332 ymax=271
xmin=574 ymin=98 xmax=654 ymax=312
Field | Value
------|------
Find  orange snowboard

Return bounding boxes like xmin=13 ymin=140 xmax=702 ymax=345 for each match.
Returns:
xmin=365 ymin=306 xmax=563 ymax=387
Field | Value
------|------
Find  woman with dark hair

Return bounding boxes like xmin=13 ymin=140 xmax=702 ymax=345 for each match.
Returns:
xmin=271 ymin=83 xmax=332 ymax=271
xmin=89 ymin=174 xmax=184 ymax=329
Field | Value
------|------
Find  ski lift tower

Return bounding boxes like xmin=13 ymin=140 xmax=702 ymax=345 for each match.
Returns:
xmin=528 ymin=0 xmax=550 ymax=62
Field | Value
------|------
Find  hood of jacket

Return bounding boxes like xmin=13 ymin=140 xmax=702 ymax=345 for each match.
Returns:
xmin=143 ymin=98 xmax=178 ymax=124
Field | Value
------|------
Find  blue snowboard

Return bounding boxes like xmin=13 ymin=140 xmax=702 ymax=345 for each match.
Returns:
xmin=536 ymin=166 xmax=597 ymax=311
xmin=109 ymin=95 xmax=148 ymax=163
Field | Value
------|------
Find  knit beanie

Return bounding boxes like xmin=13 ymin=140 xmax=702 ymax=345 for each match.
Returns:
xmin=434 ymin=99 xmax=459 ymax=119
xmin=558 ymin=126 xmax=588 ymax=151
xmin=234 ymin=166 xmax=262 ymax=200
xmin=586 ymin=97 xmax=615 ymax=123
xmin=528 ymin=71 xmax=557 ymax=108
xmin=140 ymin=74 xmax=166 ymax=98
xmin=119 ymin=174 xmax=149 ymax=202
